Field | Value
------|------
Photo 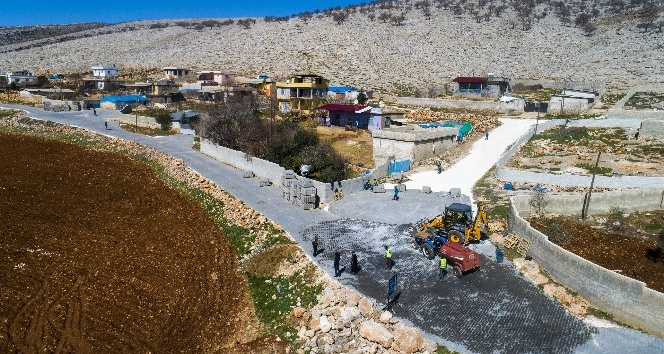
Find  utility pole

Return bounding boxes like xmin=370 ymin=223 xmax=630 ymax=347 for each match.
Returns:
xmin=582 ymin=152 xmax=601 ymax=219
xmin=534 ymin=102 xmax=540 ymax=136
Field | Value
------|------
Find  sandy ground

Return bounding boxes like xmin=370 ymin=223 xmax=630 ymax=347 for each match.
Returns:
xmin=388 ymin=118 xmax=536 ymax=202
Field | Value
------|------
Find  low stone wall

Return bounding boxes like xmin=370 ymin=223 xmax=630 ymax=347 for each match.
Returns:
xmin=43 ymin=98 xmax=81 ymax=112
xmin=119 ymin=115 xmax=161 ymax=129
xmin=508 ymin=191 xmax=664 ymax=338
xmin=394 ymin=96 xmax=524 ymax=113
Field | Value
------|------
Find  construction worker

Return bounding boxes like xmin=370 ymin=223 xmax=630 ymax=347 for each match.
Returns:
xmin=312 ymin=235 xmax=319 ymax=257
xmin=437 ymin=160 xmax=443 ymax=174
xmin=334 ymin=251 xmax=341 ymax=277
xmin=384 ymin=246 xmax=393 ymax=270
xmin=393 ymin=185 xmax=399 ymax=201
xmin=439 ymin=256 xmax=447 ymax=280
xmin=350 ymin=251 xmax=359 ymax=274
xmin=485 ymin=131 xmax=489 ymax=140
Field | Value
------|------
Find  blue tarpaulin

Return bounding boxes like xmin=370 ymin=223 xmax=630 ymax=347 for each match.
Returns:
xmin=100 ymin=95 xmax=149 ymax=103
xmin=388 ymin=158 xmax=412 ymax=174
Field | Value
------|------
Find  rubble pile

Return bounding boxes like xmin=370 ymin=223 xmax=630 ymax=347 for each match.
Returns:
xmin=289 ymin=282 xmax=438 ymax=354
xmin=405 ymin=109 xmax=500 ymax=136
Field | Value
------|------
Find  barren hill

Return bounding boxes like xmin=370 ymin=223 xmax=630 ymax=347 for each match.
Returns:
xmin=1 ymin=0 xmax=662 ymax=93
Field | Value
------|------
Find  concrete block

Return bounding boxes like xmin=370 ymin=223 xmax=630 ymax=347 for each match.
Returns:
xmin=398 ymin=184 xmax=407 ymax=192
xmin=373 ymin=185 xmax=386 ymax=193
xmin=302 ymin=195 xmax=316 ymax=204
xmin=391 ymin=172 xmax=402 ymax=180
xmin=422 ymin=186 xmax=432 ymax=193
xmin=450 ymin=188 xmax=461 ymax=197
xmin=301 ymin=179 xmax=314 ymax=188
xmin=303 ymin=203 xmax=314 ymax=210
xmin=242 ymin=170 xmax=254 ymax=178
xmin=302 ymin=187 xmax=317 ymax=196
xmin=283 ymin=170 xmax=296 ymax=179
xmin=259 ymin=178 xmax=270 ymax=187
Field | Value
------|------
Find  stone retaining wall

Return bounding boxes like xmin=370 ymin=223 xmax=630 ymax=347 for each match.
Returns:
xmin=119 ymin=115 xmax=161 ymax=129
xmin=508 ymin=191 xmax=664 ymax=338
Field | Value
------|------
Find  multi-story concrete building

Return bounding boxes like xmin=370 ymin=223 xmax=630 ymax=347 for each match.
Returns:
xmin=276 ymin=74 xmax=328 ymax=113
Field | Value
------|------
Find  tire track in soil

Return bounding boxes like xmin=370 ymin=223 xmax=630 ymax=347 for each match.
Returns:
xmin=9 ymin=276 xmax=91 ymax=354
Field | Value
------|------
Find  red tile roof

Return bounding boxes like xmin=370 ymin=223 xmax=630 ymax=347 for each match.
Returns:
xmin=317 ymin=104 xmax=369 ymax=112
xmin=452 ymin=77 xmax=487 ymax=83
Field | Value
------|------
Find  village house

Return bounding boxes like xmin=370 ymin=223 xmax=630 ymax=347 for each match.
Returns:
xmin=372 ymin=125 xmax=458 ymax=166
xmin=452 ymin=74 xmax=512 ymax=98
xmin=198 ymin=85 xmax=256 ymax=102
xmin=85 ymin=65 xmax=120 ymax=91
xmin=368 ymin=106 xmax=404 ymax=131
xmin=92 ymin=65 xmax=119 ymax=78
xmin=548 ymin=89 xmax=599 ymax=114
xmin=0 ymin=70 xmax=39 ymax=86
xmin=235 ymin=76 xmax=276 ymax=95
xmin=276 ymin=74 xmax=328 ymax=113
xmin=317 ymin=104 xmax=371 ymax=129
xmin=163 ymin=67 xmax=191 ymax=78
xmin=198 ymin=71 xmax=235 ymax=85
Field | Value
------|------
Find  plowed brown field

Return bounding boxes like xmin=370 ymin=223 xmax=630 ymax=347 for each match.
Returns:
xmin=0 ymin=131 xmax=258 ymax=353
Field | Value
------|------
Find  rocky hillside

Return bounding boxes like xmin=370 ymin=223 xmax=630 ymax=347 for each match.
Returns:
xmin=0 ymin=0 xmax=662 ymax=93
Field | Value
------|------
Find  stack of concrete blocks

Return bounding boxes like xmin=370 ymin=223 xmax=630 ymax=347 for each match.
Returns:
xmin=281 ymin=170 xmax=296 ymax=201
xmin=373 ymin=184 xmax=386 ymax=193
xmin=391 ymin=172 xmax=402 ymax=181
xmin=242 ymin=170 xmax=254 ymax=178
xmin=293 ymin=180 xmax=318 ymax=210
xmin=259 ymin=178 xmax=270 ymax=187
xmin=422 ymin=186 xmax=432 ymax=193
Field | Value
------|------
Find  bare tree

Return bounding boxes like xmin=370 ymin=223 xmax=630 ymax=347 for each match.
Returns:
xmin=529 ymin=189 xmax=548 ymax=218
xmin=378 ymin=12 xmax=392 ymax=23
xmin=390 ymin=13 xmax=407 ymax=26
xmin=333 ymin=11 xmax=349 ymax=25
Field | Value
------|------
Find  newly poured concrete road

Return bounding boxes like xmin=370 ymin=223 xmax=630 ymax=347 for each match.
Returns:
xmin=3 ymin=105 xmax=662 ymax=354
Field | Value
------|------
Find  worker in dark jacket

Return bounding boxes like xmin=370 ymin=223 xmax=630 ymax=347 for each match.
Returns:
xmin=312 ymin=235 xmax=319 ymax=256
xmin=350 ymin=251 xmax=359 ymax=274
xmin=334 ymin=251 xmax=341 ymax=277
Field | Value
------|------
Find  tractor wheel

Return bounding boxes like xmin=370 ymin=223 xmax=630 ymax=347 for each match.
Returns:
xmin=449 ymin=230 xmax=465 ymax=244
xmin=423 ymin=243 xmax=435 ymax=260
xmin=452 ymin=266 xmax=463 ymax=278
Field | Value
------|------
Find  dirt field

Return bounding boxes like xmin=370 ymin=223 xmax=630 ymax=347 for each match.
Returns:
xmin=508 ymin=126 xmax=664 ymax=176
xmin=530 ymin=211 xmax=664 ymax=293
xmin=0 ymin=131 xmax=259 ymax=352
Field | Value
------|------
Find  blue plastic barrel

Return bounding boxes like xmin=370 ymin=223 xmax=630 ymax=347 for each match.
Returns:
xmin=496 ymin=249 xmax=504 ymax=264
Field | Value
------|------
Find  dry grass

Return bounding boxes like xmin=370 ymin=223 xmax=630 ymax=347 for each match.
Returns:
xmin=316 ymin=126 xmax=374 ymax=169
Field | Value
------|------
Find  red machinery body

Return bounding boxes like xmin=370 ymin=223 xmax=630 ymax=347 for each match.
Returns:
xmin=439 ymin=241 xmax=481 ymax=276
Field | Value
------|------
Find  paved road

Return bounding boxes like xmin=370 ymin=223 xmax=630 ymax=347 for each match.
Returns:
xmin=3 ymin=105 xmax=663 ymax=354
